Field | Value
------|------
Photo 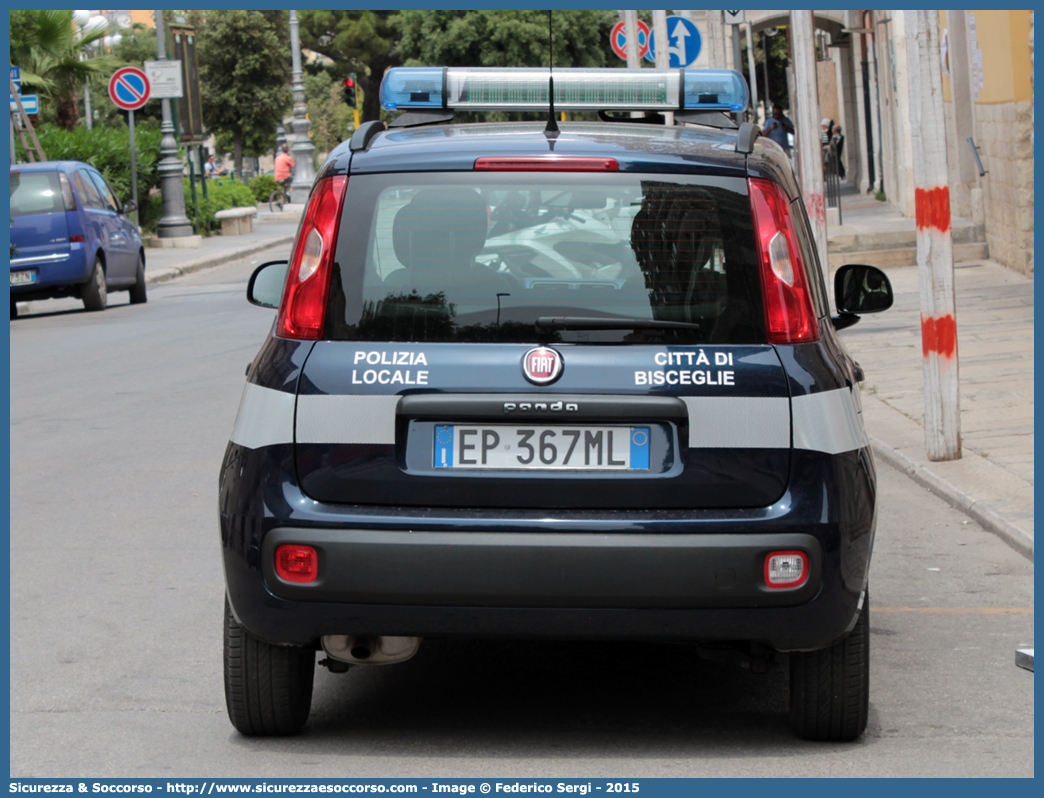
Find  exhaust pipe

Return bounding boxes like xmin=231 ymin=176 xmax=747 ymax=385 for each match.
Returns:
xmin=351 ymin=636 xmax=376 ymax=660
xmin=322 ymin=634 xmax=421 ymax=665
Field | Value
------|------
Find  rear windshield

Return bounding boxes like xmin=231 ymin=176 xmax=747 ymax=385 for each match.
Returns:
xmin=10 ymin=171 xmax=65 ymax=217
xmin=327 ymin=172 xmax=764 ymax=344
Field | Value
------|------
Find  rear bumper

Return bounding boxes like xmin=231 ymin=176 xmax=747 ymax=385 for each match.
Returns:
xmin=220 ymin=443 xmax=875 ymax=652
xmin=10 ymin=246 xmax=89 ymax=297
xmin=261 ymin=527 xmax=822 ymax=608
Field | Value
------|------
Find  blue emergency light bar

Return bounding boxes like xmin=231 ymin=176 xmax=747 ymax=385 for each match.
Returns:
xmin=379 ymin=67 xmax=749 ymax=113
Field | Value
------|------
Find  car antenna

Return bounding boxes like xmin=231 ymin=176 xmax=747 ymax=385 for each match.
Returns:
xmin=544 ymin=10 xmax=559 ymax=140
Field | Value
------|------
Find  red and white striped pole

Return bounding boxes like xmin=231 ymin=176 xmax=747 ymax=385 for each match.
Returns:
xmin=790 ymin=11 xmax=828 ymax=269
xmin=905 ymin=10 xmax=961 ymax=460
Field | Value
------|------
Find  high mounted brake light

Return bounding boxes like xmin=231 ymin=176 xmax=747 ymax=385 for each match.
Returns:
xmin=379 ymin=67 xmax=749 ymax=113
xmin=474 ymin=156 xmax=618 ymax=172
xmin=276 ymin=175 xmax=348 ymax=340
xmin=748 ymin=178 xmax=820 ymax=344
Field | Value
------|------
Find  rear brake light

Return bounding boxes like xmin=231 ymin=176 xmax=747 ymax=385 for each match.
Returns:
xmin=764 ymin=551 xmax=809 ymax=589
xmin=475 ymin=156 xmax=618 ymax=171
xmin=276 ymin=174 xmax=348 ymax=339
xmin=748 ymin=178 xmax=820 ymax=344
xmin=69 ymin=235 xmax=84 ymax=243
xmin=275 ymin=544 xmax=318 ymax=583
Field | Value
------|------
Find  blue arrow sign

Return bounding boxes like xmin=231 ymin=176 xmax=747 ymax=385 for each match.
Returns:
xmin=11 ymin=65 xmax=22 ymax=100
xmin=645 ymin=15 xmax=702 ymax=68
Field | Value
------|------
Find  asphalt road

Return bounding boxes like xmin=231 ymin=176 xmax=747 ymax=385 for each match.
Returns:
xmin=9 ymin=250 xmax=1034 ymax=778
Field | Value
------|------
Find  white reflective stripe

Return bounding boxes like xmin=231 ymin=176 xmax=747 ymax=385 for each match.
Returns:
xmin=683 ymin=396 xmax=790 ymax=449
xmin=296 ymin=394 xmax=401 ymax=444
xmin=230 ymin=383 xmax=296 ymax=450
xmin=792 ymin=387 xmax=868 ymax=455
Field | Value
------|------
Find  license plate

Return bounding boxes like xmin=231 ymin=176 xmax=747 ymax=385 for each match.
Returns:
xmin=434 ymin=425 xmax=650 ymax=471
xmin=10 ymin=270 xmax=36 ymax=286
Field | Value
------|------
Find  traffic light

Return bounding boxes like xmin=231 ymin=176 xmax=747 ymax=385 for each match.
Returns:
xmin=343 ymin=74 xmax=357 ymax=108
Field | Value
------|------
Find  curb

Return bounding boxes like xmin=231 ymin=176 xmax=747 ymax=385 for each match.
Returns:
xmin=870 ymin=437 xmax=1034 ymax=562
xmin=145 ymin=235 xmax=295 ymax=286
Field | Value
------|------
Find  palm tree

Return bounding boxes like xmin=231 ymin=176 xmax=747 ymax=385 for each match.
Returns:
xmin=10 ymin=10 xmax=120 ymax=129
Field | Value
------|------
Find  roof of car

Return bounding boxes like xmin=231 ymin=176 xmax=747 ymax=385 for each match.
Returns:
xmin=10 ymin=160 xmax=93 ymax=173
xmin=323 ymin=121 xmax=752 ymax=177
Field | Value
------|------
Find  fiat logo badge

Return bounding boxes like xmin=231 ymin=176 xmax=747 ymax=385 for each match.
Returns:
xmin=522 ymin=347 xmax=563 ymax=385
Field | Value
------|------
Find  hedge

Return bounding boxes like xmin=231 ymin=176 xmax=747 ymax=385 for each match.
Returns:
xmin=248 ymin=174 xmax=280 ymax=203
xmin=16 ymin=124 xmax=163 ymax=204
xmin=145 ymin=179 xmax=256 ymax=235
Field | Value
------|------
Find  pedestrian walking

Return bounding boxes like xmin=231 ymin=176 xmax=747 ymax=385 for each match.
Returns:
xmin=831 ymin=124 xmax=846 ymax=178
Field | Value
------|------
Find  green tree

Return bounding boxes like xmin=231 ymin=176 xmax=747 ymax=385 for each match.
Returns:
xmin=394 ymin=10 xmax=616 ymax=70
xmin=740 ymin=27 xmax=791 ymax=118
xmin=192 ymin=10 xmax=292 ymax=178
xmin=10 ymin=10 xmax=120 ymax=130
xmin=297 ymin=11 xmax=400 ymax=124
xmin=304 ymin=70 xmax=353 ymax=159
xmin=84 ymin=24 xmax=163 ymax=130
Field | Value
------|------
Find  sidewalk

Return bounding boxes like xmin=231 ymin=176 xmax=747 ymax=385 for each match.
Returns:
xmin=143 ymin=206 xmax=301 ymax=285
xmin=830 ymin=187 xmax=1034 ymax=561
xmin=141 ymin=193 xmax=1034 ymax=561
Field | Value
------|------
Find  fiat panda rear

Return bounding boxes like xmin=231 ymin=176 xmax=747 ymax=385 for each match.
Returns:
xmin=220 ymin=66 xmax=893 ymax=742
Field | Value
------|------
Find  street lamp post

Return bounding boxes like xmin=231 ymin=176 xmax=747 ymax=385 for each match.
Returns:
xmin=288 ymin=11 xmax=317 ymax=197
xmin=154 ymin=10 xmax=194 ymax=238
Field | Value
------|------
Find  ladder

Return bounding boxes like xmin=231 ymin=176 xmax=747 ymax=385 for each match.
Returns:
xmin=10 ymin=77 xmax=46 ymax=163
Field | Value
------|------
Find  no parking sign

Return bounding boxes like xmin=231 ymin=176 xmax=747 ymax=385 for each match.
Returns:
xmin=609 ymin=19 xmax=650 ymax=60
xmin=108 ymin=66 xmax=151 ymax=111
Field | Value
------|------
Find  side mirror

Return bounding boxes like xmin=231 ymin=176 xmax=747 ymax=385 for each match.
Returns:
xmin=247 ymin=260 xmax=289 ymax=309
xmin=833 ymin=264 xmax=893 ymax=329
xmin=121 ymin=200 xmax=137 ymax=215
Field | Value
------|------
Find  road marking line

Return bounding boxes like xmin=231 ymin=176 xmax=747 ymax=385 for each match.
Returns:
xmin=875 ymin=607 xmax=1032 ymax=614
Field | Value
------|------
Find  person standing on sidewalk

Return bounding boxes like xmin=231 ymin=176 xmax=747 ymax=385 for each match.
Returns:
xmin=274 ymin=144 xmax=295 ymax=200
xmin=762 ymin=103 xmax=795 ymax=155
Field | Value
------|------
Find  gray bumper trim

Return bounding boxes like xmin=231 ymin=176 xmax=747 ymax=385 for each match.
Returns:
xmin=261 ymin=528 xmax=821 ymax=609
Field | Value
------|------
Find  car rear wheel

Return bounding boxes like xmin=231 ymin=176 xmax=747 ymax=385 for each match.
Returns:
xmin=223 ymin=597 xmax=315 ymax=736
xmin=10 ymin=299 xmax=17 ymax=320
xmin=129 ymin=254 xmax=147 ymax=304
xmin=789 ymin=590 xmax=869 ymax=742
xmin=81 ymin=256 xmax=108 ymax=311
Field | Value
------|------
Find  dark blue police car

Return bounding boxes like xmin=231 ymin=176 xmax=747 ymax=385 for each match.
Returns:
xmin=220 ymin=67 xmax=893 ymax=741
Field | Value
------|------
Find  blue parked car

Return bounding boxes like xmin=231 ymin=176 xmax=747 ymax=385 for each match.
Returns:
xmin=10 ymin=161 xmax=146 ymax=318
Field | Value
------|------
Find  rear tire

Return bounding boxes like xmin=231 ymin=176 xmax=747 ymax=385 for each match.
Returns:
xmin=81 ymin=256 xmax=108 ymax=311
xmin=223 ymin=597 xmax=315 ymax=736
xmin=11 ymin=299 xmax=17 ymax=320
xmin=789 ymin=590 xmax=869 ymax=742
xmin=129 ymin=254 xmax=147 ymax=304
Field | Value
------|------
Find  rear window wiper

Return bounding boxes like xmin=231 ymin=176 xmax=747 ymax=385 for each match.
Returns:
xmin=536 ymin=316 xmax=700 ymax=331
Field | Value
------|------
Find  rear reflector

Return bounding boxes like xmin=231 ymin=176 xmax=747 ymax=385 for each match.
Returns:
xmin=69 ymin=235 xmax=84 ymax=243
xmin=475 ymin=156 xmax=619 ymax=172
xmin=748 ymin=178 xmax=820 ymax=344
xmin=275 ymin=544 xmax=318 ymax=583
xmin=276 ymin=174 xmax=348 ymax=339
xmin=764 ymin=551 xmax=809 ymax=589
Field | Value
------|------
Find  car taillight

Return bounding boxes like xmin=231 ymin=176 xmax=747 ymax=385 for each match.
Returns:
xmin=276 ymin=174 xmax=348 ymax=339
xmin=274 ymin=544 xmax=318 ymax=583
xmin=69 ymin=235 xmax=84 ymax=243
xmin=764 ymin=550 xmax=809 ymax=589
xmin=748 ymin=178 xmax=820 ymax=344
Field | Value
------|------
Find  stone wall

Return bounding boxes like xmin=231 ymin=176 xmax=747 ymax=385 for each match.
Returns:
xmin=973 ymin=102 xmax=1034 ymax=275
